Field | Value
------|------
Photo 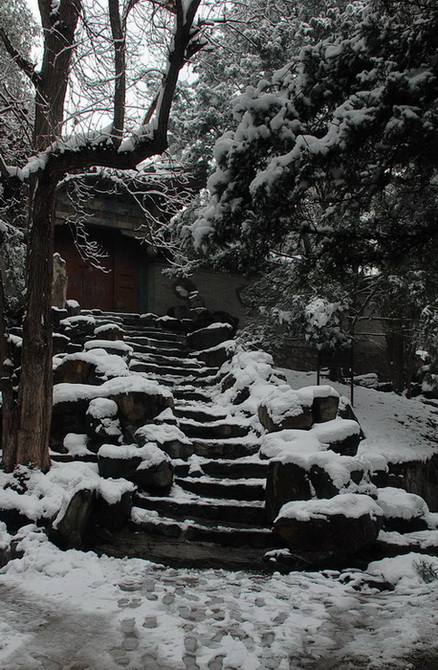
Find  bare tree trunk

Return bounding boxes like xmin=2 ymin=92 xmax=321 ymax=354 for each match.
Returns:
xmin=386 ymin=328 xmax=414 ymax=395
xmin=0 ymin=243 xmax=18 ymax=472
xmin=11 ymin=180 xmax=55 ymax=472
xmin=34 ymin=0 xmax=82 ymax=150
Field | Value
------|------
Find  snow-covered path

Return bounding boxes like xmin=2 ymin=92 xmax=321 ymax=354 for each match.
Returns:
xmin=0 ymin=581 xmax=116 ymax=669
xmin=2 ymin=532 xmax=438 ymax=669
xmin=2 ymin=372 xmax=438 ymax=669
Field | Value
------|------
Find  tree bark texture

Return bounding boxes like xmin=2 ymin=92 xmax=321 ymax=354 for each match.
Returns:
xmin=5 ymin=179 xmax=56 ymax=472
xmin=35 ymin=0 xmax=82 ymax=150
xmin=0 ymin=244 xmax=18 ymax=472
xmin=386 ymin=329 xmax=414 ymax=395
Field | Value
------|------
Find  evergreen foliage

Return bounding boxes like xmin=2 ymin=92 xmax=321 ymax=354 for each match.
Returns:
xmin=178 ymin=0 xmax=438 ymax=390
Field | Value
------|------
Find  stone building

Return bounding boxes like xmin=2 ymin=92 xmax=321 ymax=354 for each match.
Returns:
xmin=54 ymin=175 xmax=250 ymax=323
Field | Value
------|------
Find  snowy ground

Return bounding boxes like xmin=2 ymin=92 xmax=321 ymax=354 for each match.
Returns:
xmin=283 ymin=370 xmax=438 ymax=466
xmin=1 ymin=374 xmax=438 ymax=669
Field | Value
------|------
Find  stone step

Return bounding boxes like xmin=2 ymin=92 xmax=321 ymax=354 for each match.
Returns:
xmin=124 ymin=331 xmax=185 ymax=344
xmin=85 ymin=310 xmax=140 ymax=319
xmin=174 ymin=458 xmax=269 ymax=480
xmin=173 ymin=388 xmax=213 ymax=402
xmin=173 ymin=404 xmax=229 ymax=423
xmin=92 ymin=530 xmax=276 ymax=572
xmin=50 ymin=453 xmax=98 ymax=463
xmin=130 ymin=352 xmax=206 ymax=369
xmin=82 ymin=310 xmax=127 ymax=323
xmin=126 ymin=342 xmax=189 ymax=358
xmin=174 ymin=476 xmax=266 ymax=501
xmin=133 ymin=490 xmax=268 ymax=526
xmin=130 ymin=507 xmax=274 ymax=548
xmin=123 ymin=327 xmax=185 ymax=340
xmin=83 ymin=311 xmax=183 ymax=337
xmin=129 ymin=360 xmax=217 ymax=379
xmin=192 ymin=436 xmax=260 ymax=459
xmin=177 ymin=417 xmax=251 ymax=440
xmin=131 ymin=373 xmax=215 ymax=390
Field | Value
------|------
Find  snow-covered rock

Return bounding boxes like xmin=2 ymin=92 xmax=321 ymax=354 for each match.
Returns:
xmin=274 ymin=493 xmax=383 ymax=555
xmin=52 ymin=377 xmax=174 ymax=447
xmin=376 ymin=487 xmax=429 ymax=533
xmin=86 ymin=398 xmax=122 ymax=447
xmin=135 ymin=422 xmax=193 ymax=460
xmin=263 ymin=429 xmax=374 ymax=521
xmin=54 ymin=348 xmax=130 ymax=384
xmin=98 ymin=443 xmax=174 ymax=493
xmin=93 ymin=322 xmax=124 ymax=340
xmin=187 ymin=322 xmax=234 ymax=350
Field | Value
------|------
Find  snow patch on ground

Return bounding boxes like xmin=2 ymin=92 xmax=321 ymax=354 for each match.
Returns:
xmin=1 ymin=530 xmax=438 ymax=669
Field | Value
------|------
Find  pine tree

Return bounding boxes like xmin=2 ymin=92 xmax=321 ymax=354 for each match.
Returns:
xmin=183 ymin=0 xmax=438 ymax=392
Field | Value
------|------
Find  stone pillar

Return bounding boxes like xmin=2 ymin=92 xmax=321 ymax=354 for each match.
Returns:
xmin=52 ymin=253 xmax=68 ymax=309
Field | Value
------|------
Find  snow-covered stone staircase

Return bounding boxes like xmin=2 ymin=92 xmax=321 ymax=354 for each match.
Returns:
xmin=78 ymin=310 xmax=277 ymax=570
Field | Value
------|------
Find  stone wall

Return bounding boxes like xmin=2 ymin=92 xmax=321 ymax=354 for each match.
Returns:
xmin=272 ymin=336 xmax=391 ymax=381
xmin=147 ymin=262 xmax=250 ymax=326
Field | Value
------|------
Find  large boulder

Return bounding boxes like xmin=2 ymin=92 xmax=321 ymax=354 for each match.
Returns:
xmin=52 ymin=377 xmax=173 ymax=447
xmin=98 ymin=443 xmax=174 ymax=493
xmin=54 ymin=357 xmax=99 ymax=385
xmin=259 ymin=384 xmax=341 ymax=433
xmin=376 ymin=487 xmax=430 ymax=533
xmin=135 ymin=422 xmax=193 ymax=460
xmin=371 ymin=453 xmax=438 ymax=512
xmin=90 ymin=488 xmax=133 ymax=533
xmin=84 ymin=339 xmax=134 ymax=359
xmin=187 ymin=322 xmax=234 ymax=350
xmin=60 ymin=315 xmax=97 ymax=343
xmin=262 ymin=429 xmax=373 ymax=522
xmin=54 ymin=349 xmax=130 ymax=385
xmin=309 ymin=387 xmax=339 ymax=423
xmin=0 ymin=522 xmax=11 ymax=568
xmin=49 ymin=488 xmax=96 ymax=549
xmin=104 ymin=377 xmax=174 ymax=431
xmin=274 ymin=494 xmax=383 ymax=555
xmin=53 ymin=332 xmax=70 ymax=355
xmin=265 ymin=461 xmax=313 ymax=522
xmin=93 ymin=322 xmax=124 ymax=341
xmin=194 ymin=340 xmax=236 ymax=368
xmin=422 ymin=373 xmax=438 ymax=399
xmin=311 ymin=418 xmax=361 ymax=456
xmin=86 ymin=398 xmax=122 ymax=448
xmin=258 ymin=385 xmax=313 ymax=432
xmin=51 ymin=397 xmax=90 ymax=449
xmin=49 ymin=478 xmax=135 ymax=549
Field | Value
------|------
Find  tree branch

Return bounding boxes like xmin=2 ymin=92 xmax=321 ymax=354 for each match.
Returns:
xmin=0 ymin=26 xmax=39 ymax=86
xmin=0 ymin=150 xmax=10 ymax=178
xmin=150 ymin=0 xmax=202 ymax=147
xmin=108 ymin=0 xmax=126 ymax=145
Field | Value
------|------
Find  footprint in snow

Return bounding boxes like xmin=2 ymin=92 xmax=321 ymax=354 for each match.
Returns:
xmin=117 ymin=596 xmax=142 ymax=608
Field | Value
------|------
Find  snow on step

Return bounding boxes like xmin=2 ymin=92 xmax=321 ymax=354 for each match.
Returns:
xmin=130 ymin=352 xmax=206 ymax=369
xmin=175 ymin=475 xmax=266 ymax=501
xmin=191 ymin=435 xmax=261 ymax=459
xmin=177 ymin=416 xmax=252 ymax=440
xmin=173 ymin=402 xmax=229 ymax=423
xmin=134 ymin=487 xmax=267 ymax=526
xmin=129 ymin=359 xmax=216 ymax=378
xmin=131 ymin=507 xmax=274 ymax=548
xmin=174 ymin=456 xmax=269 ymax=480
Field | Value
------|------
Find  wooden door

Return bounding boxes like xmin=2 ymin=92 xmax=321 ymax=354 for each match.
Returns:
xmin=114 ymin=237 xmax=140 ymax=312
xmin=55 ymin=225 xmax=142 ymax=312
